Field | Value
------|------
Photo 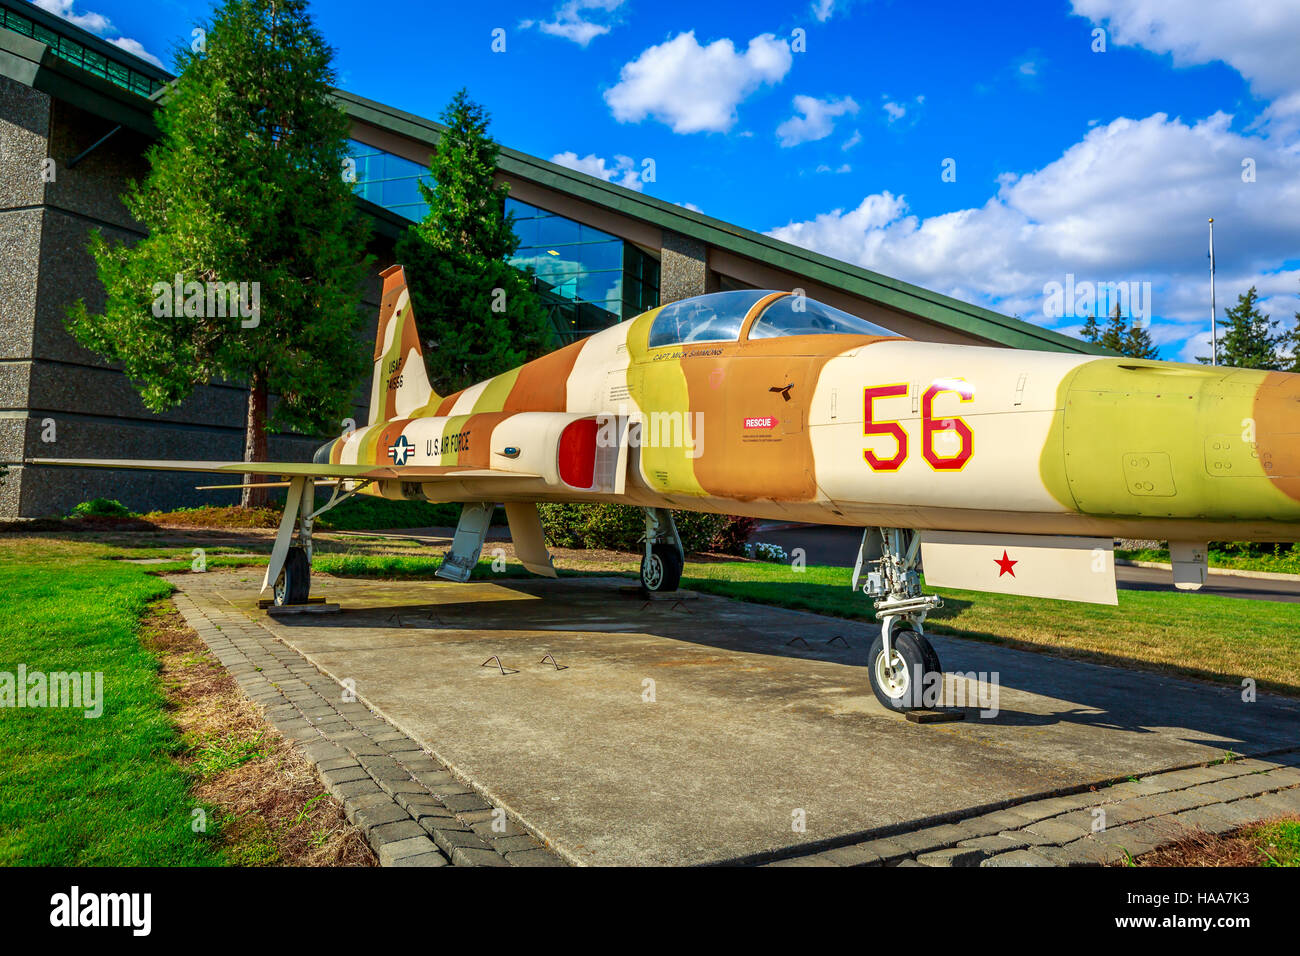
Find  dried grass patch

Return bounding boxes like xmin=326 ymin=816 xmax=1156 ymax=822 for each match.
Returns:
xmin=142 ymin=599 xmax=375 ymax=866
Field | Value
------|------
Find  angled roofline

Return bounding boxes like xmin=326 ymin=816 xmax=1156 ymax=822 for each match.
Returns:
xmin=337 ymin=89 xmax=1106 ymax=355
xmin=0 ymin=0 xmax=170 ymax=84
xmin=0 ymin=6 xmax=1105 ymax=355
xmin=0 ymin=27 xmax=158 ymax=134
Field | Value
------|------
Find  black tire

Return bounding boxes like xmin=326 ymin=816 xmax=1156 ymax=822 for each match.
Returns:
xmin=867 ymin=628 xmax=941 ymax=711
xmin=893 ymin=621 xmax=941 ymax=678
xmin=274 ymin=546 xmax=311 ymax=606
xmin=640 ymin=542 xmax=683 ymax=595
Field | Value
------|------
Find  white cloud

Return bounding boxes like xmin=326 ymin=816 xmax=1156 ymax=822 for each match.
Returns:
xmin=1071 ymin=0 xmax=1300 ymax=101
xmin=34 ymin=0 xmax=110 ymax=34
xmin=812 ymin=0 xmax=858 ymax=21
xmin=551 ymin=151 xmax=643 ymax=191
xmin=524 ymin=0 xmax=625 ymax=47
xmin=776 ymin=94 xmax=859 ymax=147
xmin=605 ymin=31 xmax=793 ymax=134
xmin=676 ymin=200 xmax=703 ymax=212
xmin=811 ymin=0 xmax=836 ymax=22
xmin=108 ymin=36 xmax=164 ymax=69
xmin=842 ymin=129 xmax=862 ymax=151
xmin=767 ymin=112 xmax=1300 ymax=358
xmin=881 ymin=94 xmax=924 ymax=124
xmin=814 ymin=163 xmax=853 ymax=174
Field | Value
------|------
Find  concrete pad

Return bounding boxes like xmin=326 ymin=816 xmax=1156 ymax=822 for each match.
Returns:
xmin=185 ymin=572 xmax=1300 ymax=866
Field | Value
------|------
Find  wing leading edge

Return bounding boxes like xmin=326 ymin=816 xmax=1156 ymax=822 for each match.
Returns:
xmin=28 ymin=458 xmax=541 ymax=481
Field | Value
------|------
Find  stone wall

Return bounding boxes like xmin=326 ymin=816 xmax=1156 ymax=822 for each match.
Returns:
xmin=1 ymin=80 xmax=385 ymax=517
xmin=658 ymin=230 xmax=708 ymax=304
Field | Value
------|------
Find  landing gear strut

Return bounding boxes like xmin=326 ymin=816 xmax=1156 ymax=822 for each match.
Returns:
xmin=855 ymin=528 xmax=944 ymax=710
xmin=263 ymin=476 xmax=371 ymax=608
xmin=640 ymin=507 xmax=684 ymax=595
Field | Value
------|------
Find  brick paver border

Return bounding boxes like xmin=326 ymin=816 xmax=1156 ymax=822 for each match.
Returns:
xmin=764 ymin=750 xmax=1300 ymax=867
xmin=170 ymin=584 xmax=566 ymax=867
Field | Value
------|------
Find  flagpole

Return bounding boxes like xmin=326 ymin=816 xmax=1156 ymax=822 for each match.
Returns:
xmin=1209 ymin=217 xmax=1217 ymax=366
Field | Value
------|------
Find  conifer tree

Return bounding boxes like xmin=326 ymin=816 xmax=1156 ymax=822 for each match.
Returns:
xmin=396 ymin=90 xmax=554 ymax=396
xmin=68 ymin=0 xmax=372 ymax=506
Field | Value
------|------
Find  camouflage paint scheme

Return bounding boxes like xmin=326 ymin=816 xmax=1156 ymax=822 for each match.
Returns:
xmin=331 ymin=265 xmax=1300 ymax=544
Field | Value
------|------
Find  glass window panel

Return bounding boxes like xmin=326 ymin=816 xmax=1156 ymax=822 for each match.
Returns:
xmin=533 ymin=213 xmax=581 ymax=250
xmin=512 ymin=216 xmax=539 ymax=248
xmin=576 ymin=271 xmax=620 ymax=306
xmin=578 ymin=239 xmax=623 ymax=273
xmin=381 ymin=177 xmax=422 ymax=209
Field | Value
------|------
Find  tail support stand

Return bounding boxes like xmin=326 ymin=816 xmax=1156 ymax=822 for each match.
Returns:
xmin=437 ymin=502 xmax=496 ymax=582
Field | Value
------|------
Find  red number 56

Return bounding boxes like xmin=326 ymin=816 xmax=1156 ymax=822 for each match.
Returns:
xmin=863 ymin=381 xmax=974 ymax=472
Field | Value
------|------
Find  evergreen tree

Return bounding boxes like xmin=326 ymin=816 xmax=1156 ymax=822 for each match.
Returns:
xmin=67 ymin=0 xmax=372 ymax=507
xmin=1079 ymin=311 xmax=1102 ymax=346
xmin=1278 ymin=283 xmax=1300 ymax=373
xmin=1099 ymin=302 xmax=1128 ymax=354
xmin=1082 ymin=302 xmax=1158 ymax=359
xmin=1120 ymin=307 xmax=1159 ymax=360
xmin=396 ymin=90 xmax=554 ymax=396
xmin=1198 ymin=287 xmax=1282 ymax=369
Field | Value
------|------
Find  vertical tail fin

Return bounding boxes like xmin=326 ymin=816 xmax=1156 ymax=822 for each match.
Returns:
xmin=370 ymin=264 xmax=438 ymax=425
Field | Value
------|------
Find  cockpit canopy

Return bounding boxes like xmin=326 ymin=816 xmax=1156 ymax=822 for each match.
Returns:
xmin=646 ymin=290 xmax=897 ymax=349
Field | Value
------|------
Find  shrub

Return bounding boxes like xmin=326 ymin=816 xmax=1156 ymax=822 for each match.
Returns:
xmin=537 ymin=502 xmax=728 ymax=553
xmin=69 ymin=498 xmax=132 ymax=518
xmin=745 ymin=541 xmax=788 ymax=562
xmin=710 ymin=516 xmax=758 ymax=555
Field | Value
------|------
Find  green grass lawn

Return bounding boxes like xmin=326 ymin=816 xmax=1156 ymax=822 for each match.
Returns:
xmin=0 ymin=538 xmax=220 ymax=865
xmin=1257 ymin=818 xmax=1300 ymax=866
xmin=1119 ymin=546 xmax=1300 ymax=576
xmin=679 ymin=561 xmax=1300 ymax=696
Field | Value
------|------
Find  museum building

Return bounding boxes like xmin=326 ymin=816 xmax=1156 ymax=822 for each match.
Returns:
xmin=0 ymin=0 xmax=1103 ymax=517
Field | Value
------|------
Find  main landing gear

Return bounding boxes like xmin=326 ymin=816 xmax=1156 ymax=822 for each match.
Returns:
xmin=265 ymin=476 xmax=372 ymax=607
xmin=855 ymin=528 xmax=944 ymax=711
xmin=640 ymin=507 xmax=684 ymax=596
xmin=274 ymin=546 xmax=312 ymax=605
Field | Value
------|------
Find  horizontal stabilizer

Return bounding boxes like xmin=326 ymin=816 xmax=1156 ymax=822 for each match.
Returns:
xmin=920 ymin=530 xmax=1117 ymax=605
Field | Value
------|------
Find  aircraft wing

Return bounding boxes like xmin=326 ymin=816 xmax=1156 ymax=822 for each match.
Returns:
xmin=27 ymin=458 xmax=541 ymax=481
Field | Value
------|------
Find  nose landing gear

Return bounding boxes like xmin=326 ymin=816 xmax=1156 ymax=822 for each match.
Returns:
xmin=855 ymin=528 xmax=944 ymax=710
xmin=640 ymin=507 xmax=685 ymax=595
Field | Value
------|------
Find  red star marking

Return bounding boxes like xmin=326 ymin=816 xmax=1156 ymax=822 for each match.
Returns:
xmin=995 ymin=550 xmax=1018 ymax=577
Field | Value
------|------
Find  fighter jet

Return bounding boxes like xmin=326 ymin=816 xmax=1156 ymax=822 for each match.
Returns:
xmin=35 ymin=264 xmax=1300 ymax=709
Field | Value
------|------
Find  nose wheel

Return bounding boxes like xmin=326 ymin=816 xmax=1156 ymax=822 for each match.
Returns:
xmin=867 ymin=625 xmax=941 ymax=710
xmin=640 ymin=507 xmax=685 ymax=596
xmin=855 ymin=528 xmax=944 ymax=711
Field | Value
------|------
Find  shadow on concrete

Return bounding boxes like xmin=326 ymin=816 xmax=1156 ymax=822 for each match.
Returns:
xmin=267 ymin=575 xmax=1300 ymax=756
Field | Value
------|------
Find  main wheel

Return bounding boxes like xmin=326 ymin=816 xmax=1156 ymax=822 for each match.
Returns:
xmin=273 ymin=546 xmax=311 ymax=606
xmin=867 ymin=628 xmax=941 ymax=711
xmin=640 ymin=542 xmax=683 ymax=595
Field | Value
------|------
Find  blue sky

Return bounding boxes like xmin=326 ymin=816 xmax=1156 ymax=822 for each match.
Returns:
xmin=33 ymin=0 xmax=1300 ymax=359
